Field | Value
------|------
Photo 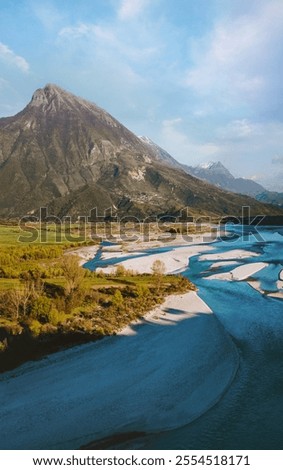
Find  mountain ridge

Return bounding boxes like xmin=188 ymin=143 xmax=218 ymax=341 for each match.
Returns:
xmin=141 ymin=137 xmax=281 ymax=204
xmin=0 ymin=84 xmax=282 ymax=219
xmin=187 ymin=161 xmax=266 ymax=197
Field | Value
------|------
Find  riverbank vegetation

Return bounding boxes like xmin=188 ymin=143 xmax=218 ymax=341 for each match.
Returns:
xmin=0 ymin=224 xmax=195 ymax=372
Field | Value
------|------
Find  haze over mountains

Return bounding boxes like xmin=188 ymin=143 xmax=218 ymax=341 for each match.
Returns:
xmin=185 ymin=162 xmax=283 ymax=206
xmin=186 ymin=162 xmax=265 ymax=197
xmin=0 ymin=84 xmax=282 ymax=219
xmin=143 ymin=138 xmax=283 ymax=207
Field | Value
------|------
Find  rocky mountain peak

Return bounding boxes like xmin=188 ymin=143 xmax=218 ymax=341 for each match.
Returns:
xmin=30 ymin=83 xmax=64 ymax=106
xmin=28 ymin=83 xmax=101 ymax=116
xmin=195 ymin=161 xmax=234 ymax=180
xmin=27 ymin=84 xmax=123 ymax=129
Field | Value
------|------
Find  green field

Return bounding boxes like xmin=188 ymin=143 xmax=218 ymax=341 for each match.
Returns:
xmin=0 ymin=222 xmax=98 ymax=289
xmin=0 ymin=224 xmax=195 ymax=371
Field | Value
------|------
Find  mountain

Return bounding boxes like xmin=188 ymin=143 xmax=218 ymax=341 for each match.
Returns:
xmin=183 ymin=161 xmax=266 ymax=197
xmin=141 ymin=139 xmax=282 ymax=206
xmin=256 ymin=191 xmax=283 ymax=207
xmin=0 ymin=84 xmax=281 ymax=219
xmin=139 ymin=136 xmax=184 ymax=170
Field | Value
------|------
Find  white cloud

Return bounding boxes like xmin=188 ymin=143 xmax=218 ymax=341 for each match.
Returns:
xmin=59 ymin=23 xmax=94 ymax=39
xmin=32 ymin=3 xmax=63 ymax=30
xmin=249 ymin=174 xmax=263 ymax=182
xmin=0 ymin=43 xmax=29 ymax=73
xmin=184 ymin=1 xmax=283 ymax=113
xmin=58 ymin=21 xmax=158 ymax=63
xmin=157 ymin=116 xmax=283 ymax=190
xmin=209 ymin=120 xmax=283 ymax=184
xmin=118 ymin=0 xmax=150 ymax=21
xmin=185 ymin=21 xmax=264 ymax=97
xmin=217 ymin=119 xmax=257 ymax=140
xmin=162 ymin=117 xmax=183 ymax=127
xmin=160 ymin=118 xmax=219 ymax=164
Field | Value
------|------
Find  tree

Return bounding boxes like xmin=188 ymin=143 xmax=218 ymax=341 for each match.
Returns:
xmin=61 ymin=255 xmax=85 ymax=295
xmin=112 ymin=289 xmax=124 ymax=312
xmin=20 ymin=269 xmax=44 ymax=296
xmin=115 ymin=265 xmax=127 ymax=277
xmin=151 ymin=259 xmax=166 ymax=293
xmin=151 ymin=259 xmax=166 ymax=276
xmin=2 ymin=286 xmax=32 ymax=319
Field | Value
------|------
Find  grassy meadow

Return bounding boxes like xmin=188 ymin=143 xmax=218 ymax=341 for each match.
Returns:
xmin=0 ymin=223 xmax=195 ymax=371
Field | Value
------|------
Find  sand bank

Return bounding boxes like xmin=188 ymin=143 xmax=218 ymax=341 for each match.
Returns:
xmin=70 ymin=231 xmax=217 ymax=268
xmin=121 ymin=232 xmax=218 ymax=251
xmin=199 ymin=249 xmax=259 ymax=262
xmin=207 ymin=262 xmax=268 ymax=281
xmin=210 ymin=261 xmax=240 ymax=269
xmin=278 ymin=270 xmax=283 ymax=290
xmin=67 ymin=246 xmax=100 ymax=266
xmin=101 ymin=251 xmax=144 ymax=261
xmin=97 ymin=245 xmax=213 ymax=275
xmin=248 ymin=278 xmax=283 ymax=299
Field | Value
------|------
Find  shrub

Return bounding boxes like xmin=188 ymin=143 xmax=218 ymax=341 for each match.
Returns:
xmin=30 ymin=295 xmax=53 ymax=322
xmin=112 ymin=290 xmax=123 ymax=308
xmin=29 ymin=319 xmax=42 ymax=337
xmin=135 ymin=285 xmax=150 ymax=299
xmin=71 ymin=305 xmax=95 ymax=317
xmin=0 ymin=340 xmax=7 ymax=352
xmin=48 ymin=308 xmax=66 ymax=326
xmin=115 ymin=265 xmax=127 ymax=277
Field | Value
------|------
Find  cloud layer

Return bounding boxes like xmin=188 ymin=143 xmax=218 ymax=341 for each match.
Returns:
xmin=0 ymin=43 xmax=29 ymax=73
xmin=118 ymin=0 xmax=150 ymax=20
xmin=185 ymin=1 xmax=283 ymax=118
xmin=0 ymin=0 xmax=282 ymax=189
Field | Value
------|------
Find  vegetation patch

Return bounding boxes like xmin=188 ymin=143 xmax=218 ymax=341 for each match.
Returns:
xmin=0 ymin=225 xmax=195 ymax=371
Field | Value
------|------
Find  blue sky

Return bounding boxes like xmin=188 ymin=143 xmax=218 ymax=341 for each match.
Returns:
xmin=0 ymin=0 xmax=283 ymax=190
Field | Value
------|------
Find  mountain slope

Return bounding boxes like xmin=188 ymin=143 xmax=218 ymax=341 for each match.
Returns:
xmin=0 ymin=84 xmax=281 ymax=219
xmin=139 ymin=136 xmax=184 ymax=170
xmin=186 ymin=161 xmax=265 ymax=197
xmin=256 ymin=191 xmax=283 ymax=207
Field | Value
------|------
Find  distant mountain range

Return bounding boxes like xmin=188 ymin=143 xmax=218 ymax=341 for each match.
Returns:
xmin=256 ymin=191 xmax=283 ymax=207
xmin=186 ymin=161 xmax=265 ymax=197
xmin=141 ymin=138 xmax=283 ymax=207
xmin=186 ymin=161 xmax=283 ymax=206
xmin=0 ymin=84 xmax=282 ymax=219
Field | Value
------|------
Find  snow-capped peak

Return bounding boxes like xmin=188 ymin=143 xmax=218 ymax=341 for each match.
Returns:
xmin=198 ymin=161 xmax=215 ymax=170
